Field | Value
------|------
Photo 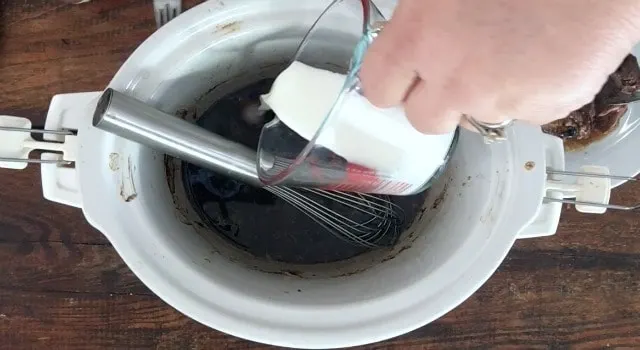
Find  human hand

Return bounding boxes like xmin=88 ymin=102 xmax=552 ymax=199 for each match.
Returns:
xmin=360 ymin=0 xmax=640 ymax=134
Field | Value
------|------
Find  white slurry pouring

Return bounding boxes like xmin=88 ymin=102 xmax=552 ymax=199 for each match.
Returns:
xmin=260 ymin=61 xmax=456 ymax=186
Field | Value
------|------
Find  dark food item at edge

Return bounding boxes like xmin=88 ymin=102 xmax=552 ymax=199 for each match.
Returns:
xmin=542 ymin=54 xmax=640 ymax=151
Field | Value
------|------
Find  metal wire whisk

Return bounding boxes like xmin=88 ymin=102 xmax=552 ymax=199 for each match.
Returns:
xmin=92 ymin=88 xmax=405 ymax=248
xmin=267 ymin=187 xmax=404 ymax=247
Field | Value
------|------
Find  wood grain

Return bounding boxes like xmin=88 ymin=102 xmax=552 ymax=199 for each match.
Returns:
xmin=0 ymin=242 xmax=151 ymax=295
xmin=0 ymin=0 xmax=639 ymax=349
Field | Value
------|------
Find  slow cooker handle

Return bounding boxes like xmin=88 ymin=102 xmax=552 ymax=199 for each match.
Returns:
xmin=516 ymin=133 xmax=565 ymax=239
xmin=516 ymin=132 xmax=624 ymax=239
xmin=40 ymin=92 xmax=103 ymax=209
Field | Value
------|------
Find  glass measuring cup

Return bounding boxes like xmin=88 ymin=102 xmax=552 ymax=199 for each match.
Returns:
xmin=257 ymin=0 xmax=459 ymax=195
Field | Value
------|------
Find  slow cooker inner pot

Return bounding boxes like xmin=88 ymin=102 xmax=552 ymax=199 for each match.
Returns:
xmin=179 ymin=78 xmax=429 ymax=264
xmin=141 ymin=16 xmax=499 ymax=282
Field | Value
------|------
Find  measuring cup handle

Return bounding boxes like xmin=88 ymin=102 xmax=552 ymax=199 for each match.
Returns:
xmin=41 ymin=91 xmax=102 ymax=208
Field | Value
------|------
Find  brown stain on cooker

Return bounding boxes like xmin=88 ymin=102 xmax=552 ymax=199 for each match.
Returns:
xmin=119 ymin=156 xmax=137 ymax=202
xmin=417 ymin=208 xmax=427 ymax=221
xmin=164 ymin=156 xmax=194 ymax=225
xmin=281 ymin=270 xmax=305 ymax=278
xmin=525 ymin=161 xmax=536 ymax=171
xmin=336 ymin=267 xmax=370 ymax=278
xmin=175 ymin=106 xmax=197 ymax=122
xmin=361 ymin=178 xmax=453 ymax=273
xmin=108 ymin=153 xmax=120 ymax=171
xmin=195 ymin=78 xmax=232 ymax=104
xmin=377 ymin=245 xmax=412 ymax=265
xmin=120 ymin=188 xmax=137 ymax=202
xmin=432 ymin=182 xmax=449 ymax=210
xmin=215 ymin=21 xmax=241 ymax=35
xmin=164 ymin=155 xmax=176 ymax=195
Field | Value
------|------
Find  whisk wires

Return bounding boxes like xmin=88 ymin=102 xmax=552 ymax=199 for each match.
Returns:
xmin=265 ymin=186 xmax=405 ymax=248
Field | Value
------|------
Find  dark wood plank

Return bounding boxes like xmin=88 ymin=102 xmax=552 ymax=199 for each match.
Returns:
xmin=0 ymin=0 xmax=207 ymax=245
xmin=382 ymin=246 xmax=640 ymax=349
xmin=0 ymin=0 xmax=161 ymax=245
xmin=0 ymin=0 xmax=202 ymax=120
xmin=0 ymin=242 xmax=150 ymax=295
xmin=0 ymin=289 xmax=251 ymax=350
xmin=0 ymin=0 xmax=152 ymax=121
xmin=1 ymin=247 xmax=639 ymax=350
xmin=0 ymin=166 xmax=107 ymax=244
xmin=518 ymin=184 xmax=640 ymax=254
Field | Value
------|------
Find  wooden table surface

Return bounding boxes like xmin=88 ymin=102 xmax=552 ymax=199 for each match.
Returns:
xmin=1 ymin=1 xmax=640 ymax=349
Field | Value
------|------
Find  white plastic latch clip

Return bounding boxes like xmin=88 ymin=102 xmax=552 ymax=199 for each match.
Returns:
xmin=545 ymin=166 xmax=612 ymax=213
xmin=0 ymin=115 xmax=77 ymax=170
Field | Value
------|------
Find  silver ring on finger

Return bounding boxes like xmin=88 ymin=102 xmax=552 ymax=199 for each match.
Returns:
xmin=463 ymin=115 xmax=514 ymax=144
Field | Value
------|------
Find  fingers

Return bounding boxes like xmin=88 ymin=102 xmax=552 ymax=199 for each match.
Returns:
xmin=359 ymin=10 xmax=418 ymax=107
xmin=359 ymin=1 xmax=517 ymax=134
xmin=404 ymin=79 xmax=462 ymax=134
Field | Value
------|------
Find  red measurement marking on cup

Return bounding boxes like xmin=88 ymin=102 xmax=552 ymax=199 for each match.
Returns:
xmin=327 ymin=163 xmax=413 ymax=194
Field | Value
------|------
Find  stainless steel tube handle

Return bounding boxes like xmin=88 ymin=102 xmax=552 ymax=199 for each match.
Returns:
xmin=92 ymin=88 xmax=263 ymax=187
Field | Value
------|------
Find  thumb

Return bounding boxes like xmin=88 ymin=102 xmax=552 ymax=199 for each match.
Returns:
xmin=359 ymin=19 xmax=417 ymax=108
xmin=404 ymin=79 xmax=462 ymax=134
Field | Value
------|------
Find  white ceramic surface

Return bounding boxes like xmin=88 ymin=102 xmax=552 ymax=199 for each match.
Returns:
xmin=37 ymin=0 xmax=565 ymax=348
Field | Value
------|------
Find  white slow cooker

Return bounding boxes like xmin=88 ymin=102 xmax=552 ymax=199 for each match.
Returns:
xmin=3 ymin=0 xmax=615 ymax=348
